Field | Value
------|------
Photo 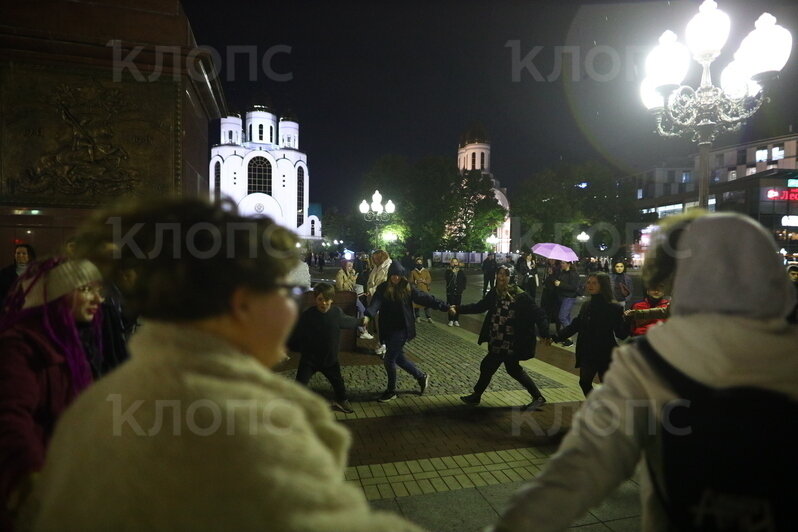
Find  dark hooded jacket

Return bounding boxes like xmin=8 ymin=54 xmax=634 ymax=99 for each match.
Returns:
xmin=365 ymin=262 xmax=448 ymax=341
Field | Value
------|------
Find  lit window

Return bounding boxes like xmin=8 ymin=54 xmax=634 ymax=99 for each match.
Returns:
xmin=746 ymin=166 xmax=757 ymax=176
xmin=637 ymin=188 xmax=643 ymax=199
xmin=247 ymin=157 xmax=272 ymax=195
xmin=772 ymin=145 xmax=785 ymax=161
xmin=767 ymin=164 xmax=778 ymax=170
xmin=728 ymin=170 xmax=737 ymax=180
xmin=755 ymin=147 xmax=768 ymax=162
xmin=681 ymin=171 xmax=691 ymax=183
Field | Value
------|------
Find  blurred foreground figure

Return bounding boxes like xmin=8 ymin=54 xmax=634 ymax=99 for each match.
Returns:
xmin=26 ymin=198 xmax=423 ymax=532
xmin=493 ymin=212 xmax=798 ymax=532
xmin=0 ymin=258 xmax=103 ymax=530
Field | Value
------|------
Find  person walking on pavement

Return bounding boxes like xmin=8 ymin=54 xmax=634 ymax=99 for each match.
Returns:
xmin=409 ymin=257 xmax=433 ymax=323
xmin=554 ymin=272 xmax=628 ymax=397
xmin=457 ymin=266 xmax=551 ymax=410
xmin=482 ymin=253 xmax=498 ymax=295
xmin=446 ymin=258 xmax=467 ymax=326
xmin=554 ymin=261 xmax=579 ymax=346
xmin=787 ymin=264 xmax=798 ymax=323
xmin=365 ymin=262 xmax=450 ymax=402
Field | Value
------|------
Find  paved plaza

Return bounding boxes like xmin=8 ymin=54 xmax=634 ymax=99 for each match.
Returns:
xmin=278 ymin=267 xmax=643 ymax=531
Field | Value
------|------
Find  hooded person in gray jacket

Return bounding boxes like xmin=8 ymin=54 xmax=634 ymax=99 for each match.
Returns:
xmin=491 ymin=212 xmax=798 ymax=532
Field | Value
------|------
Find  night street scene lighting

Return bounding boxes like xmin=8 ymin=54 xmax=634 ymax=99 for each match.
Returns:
xmin=640 ymin=0 xmax=792 ymax=209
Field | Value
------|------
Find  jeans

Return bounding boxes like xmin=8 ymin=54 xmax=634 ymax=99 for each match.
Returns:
xmin=414 ymin=306 xmax=431 ymax=319
xmin=483 ymin=274 xmax=495 ymax=294
xmin=558 ymin=296 xmax=576 ymax=328
xmin=296 ymin=360 xmax=348 ymax=402
xmin=383 ymin=330 xmax=424 ymax=392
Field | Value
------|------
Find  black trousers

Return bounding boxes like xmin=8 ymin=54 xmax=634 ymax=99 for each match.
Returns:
xmin=483 ymin=274 xmax=495 ymax=294
xmin=578 ymin=359 xmax=610 ymax=397
xmin=472 ymin=350 xmax=542 ymax=399
xmin=296 ymin=360 xmax=348 ymax=402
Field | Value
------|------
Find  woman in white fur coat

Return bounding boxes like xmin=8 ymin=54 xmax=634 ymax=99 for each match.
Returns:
xmin=25 ymin=199 xmax=423 ymax=532
xmin=491 ymin=212 xmax=798 ymax=532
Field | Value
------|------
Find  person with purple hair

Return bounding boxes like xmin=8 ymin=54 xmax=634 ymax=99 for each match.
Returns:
xmin=0 ymin=257 xmax=104 ymax=529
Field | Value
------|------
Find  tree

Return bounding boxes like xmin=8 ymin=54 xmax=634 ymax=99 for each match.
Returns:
xmin=358 ymin=156 xmax=506 ymax=255
xmin=513 ymin=161 xmax=649 ymax=255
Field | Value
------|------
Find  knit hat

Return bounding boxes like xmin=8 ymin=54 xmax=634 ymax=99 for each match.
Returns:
xmin=22 ymin=260 xmax=102 ymax=309
xmin=670 ymin=213 xmax=796 ymax=319
xmin=387 ymin=261 xmax=406 ymax=278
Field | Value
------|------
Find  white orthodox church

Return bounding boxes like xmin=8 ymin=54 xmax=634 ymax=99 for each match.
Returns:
xmin=209 ymin=105 xmax=321 ymax=238
xmin=457 ymin=126 xmax=512 ymax=253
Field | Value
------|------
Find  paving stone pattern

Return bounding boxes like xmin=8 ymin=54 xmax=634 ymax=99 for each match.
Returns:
xmin=279 ymin=322 xmax=563 ymax=400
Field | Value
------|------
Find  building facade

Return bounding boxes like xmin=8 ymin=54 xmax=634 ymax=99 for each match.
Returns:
xmin=632 ymin=133 xmax=798 ymax=258
xmin=209 ymin=106 xmax=321 ymax=238
xmin=457 ymin=127 xmax=511 ymax=253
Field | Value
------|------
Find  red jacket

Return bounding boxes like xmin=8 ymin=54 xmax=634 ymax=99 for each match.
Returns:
xmin=630 ymin=297 xmax=671 ymax=336
xmin=0 ymin=318 xmax=77 ymax=528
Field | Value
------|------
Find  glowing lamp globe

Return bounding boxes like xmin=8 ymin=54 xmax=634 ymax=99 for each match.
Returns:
xmin=645 ymin=30 xmax=691 ymax=87
xmin=685 ymin=0 xmax=731 ymax=63
xmin=735 ymin=13 xmax=793 ymax=77
xmin=640 ymin=77 xmax=665 ymax=110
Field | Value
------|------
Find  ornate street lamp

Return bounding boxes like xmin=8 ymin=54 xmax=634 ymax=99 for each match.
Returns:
xmin=640 ymin=0 xmax=792 ymax=209
xmin=359 ymin=190 xmax=396 ymax=249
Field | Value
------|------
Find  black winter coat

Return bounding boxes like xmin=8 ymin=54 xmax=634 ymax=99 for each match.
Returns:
xmin=558 ymin=295 xmax=628 ymax=368
xmin=445 ymin=269 xmax=467 ymax=296
xmin=459 ymin=287 xmax=549 ymax=361
xmin=555 ymin=268 xmax=580 ymax=298
xmin=366 ymin=282 xmax=448 ymax=341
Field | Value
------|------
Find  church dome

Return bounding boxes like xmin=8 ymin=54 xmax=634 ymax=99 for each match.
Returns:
xmin=459 ymin=122 xmax=490 ymax=148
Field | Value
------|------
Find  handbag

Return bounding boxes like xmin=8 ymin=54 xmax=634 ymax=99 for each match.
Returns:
xmin=619 ymin=282 xmax=630 ymax=298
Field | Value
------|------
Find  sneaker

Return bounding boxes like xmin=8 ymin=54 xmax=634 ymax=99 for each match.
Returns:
xmin=560 ymin=339 xmax=574 ymax=347
xmin=417 ymin=374 xmax=429 ymax=395
xmin=375 ymin=344 xmax=386 ymax=355
xmin=416 ymin=317 xmax=421 ymax=323
xmin=454 ymin=321 xmax=460 ymax=327
xmin=427 ymin=317 xmax=433 ymax=323
xmin=359 ymin=330 xmax=374 ymax=340
xmin=448 ymin=321 xmax=454 ymax=327
xmin=525 ymin=396 xmax=547 ymax=411
xmin=460 ymin=393 xmax=481 ymax=405
xmin=332 ymin=400 xmax=354 ymax=414
xmin=378 ymin=391 xmax=397 ymax=403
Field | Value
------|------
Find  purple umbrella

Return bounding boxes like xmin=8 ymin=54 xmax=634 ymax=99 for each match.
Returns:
xmin=531 ymin=243 xmax=579 ymax=262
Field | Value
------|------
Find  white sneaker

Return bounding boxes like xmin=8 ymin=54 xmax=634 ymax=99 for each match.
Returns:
xmin=448 ymin=321 xmax=454 ymax=327
xmin=427 ymin=317 xmax=433 ymax=323
xmin=375 ymin=344 xmax=387 ymax=355
xmin=416 ymin=317 xmax=421 ymax=323
xmin=454 ymin=321 xmax=461 ymax=327
xmin=359 ymin=331 xmax=374 ymax=340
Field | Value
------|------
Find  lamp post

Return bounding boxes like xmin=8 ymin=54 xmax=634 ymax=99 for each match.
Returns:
xmin=640 ymin=0 xmax=792 ymax=209
xmin=485 ymin=234 xmax=499 ymax=252
xmin=359 ymin=190 xmax=396 ymax=250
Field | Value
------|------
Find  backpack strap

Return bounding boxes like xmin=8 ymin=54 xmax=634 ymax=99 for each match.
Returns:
xmin=635 ymin=336 xmax=711 ymax=400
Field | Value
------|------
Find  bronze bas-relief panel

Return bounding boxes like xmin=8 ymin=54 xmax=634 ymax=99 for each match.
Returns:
xmin=0 ymin=62 xmax=178 ymax=207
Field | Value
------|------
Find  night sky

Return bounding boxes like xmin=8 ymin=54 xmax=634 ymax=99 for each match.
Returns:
xmin=182 ymin=0 xmax=798 ymax=210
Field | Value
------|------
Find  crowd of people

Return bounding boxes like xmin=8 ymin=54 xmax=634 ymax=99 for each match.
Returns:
xmin=0 ymin=198 xmax=795 ymax=531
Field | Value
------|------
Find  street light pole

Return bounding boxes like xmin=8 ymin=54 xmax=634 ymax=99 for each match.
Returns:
xmin=640 ymin=1 xmax=792 ymax=210
xmin=359 ymin=190 xmax=395 ymax=250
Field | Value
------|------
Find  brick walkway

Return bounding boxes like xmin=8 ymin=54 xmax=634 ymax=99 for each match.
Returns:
xmin=278 ymin=267 xmax=642 ymax=531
